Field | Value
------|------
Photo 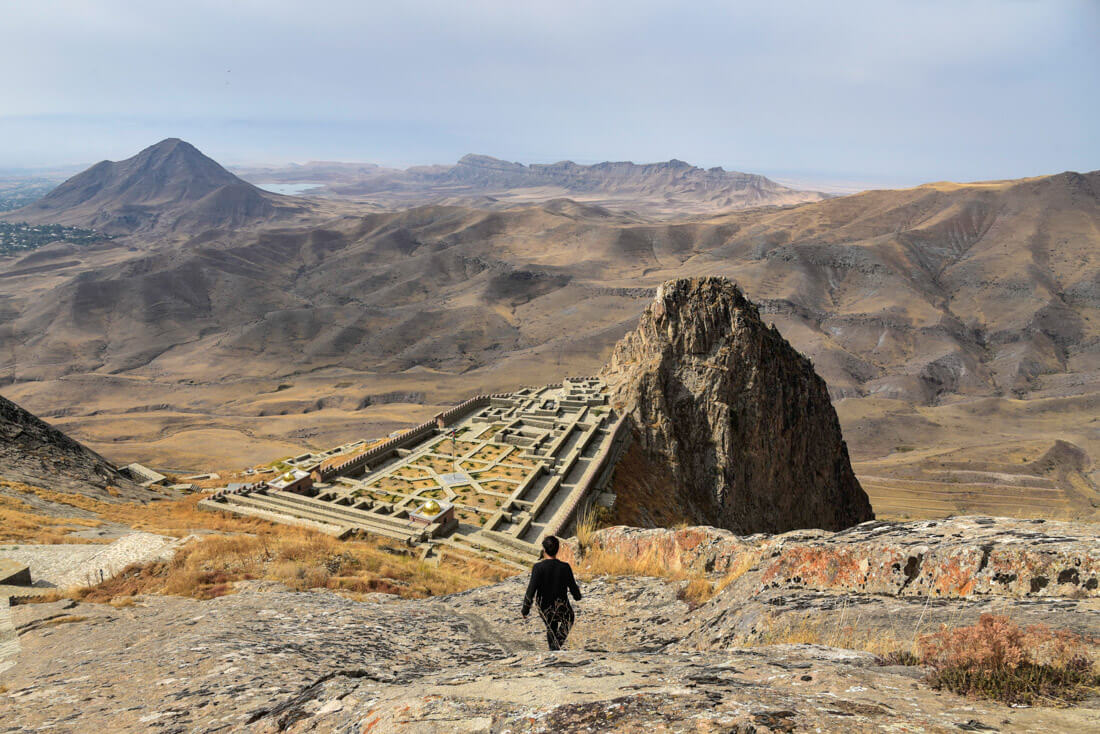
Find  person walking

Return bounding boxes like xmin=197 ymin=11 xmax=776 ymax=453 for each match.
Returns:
xmin=521 ymin=535 xmax=582 ymax=650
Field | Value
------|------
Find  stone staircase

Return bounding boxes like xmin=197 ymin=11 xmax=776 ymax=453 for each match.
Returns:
xmin=444 ymin=531 xmax=537 ymax=569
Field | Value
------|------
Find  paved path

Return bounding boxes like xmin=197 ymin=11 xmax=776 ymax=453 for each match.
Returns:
xmin=0 ymin=532 xmax=189 ymax=679
xmin=0 ymin=533 xmax=187 ymax=589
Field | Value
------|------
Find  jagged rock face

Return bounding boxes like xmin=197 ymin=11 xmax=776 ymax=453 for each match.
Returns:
xmin=0 ymin=394 xmax=146 ymax=500
xmin=602 ymin=277 xmax=873 ymax=534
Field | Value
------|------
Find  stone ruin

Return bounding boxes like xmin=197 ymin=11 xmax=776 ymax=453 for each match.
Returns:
xmin=200 ymin=377 xmax=628 ymax=565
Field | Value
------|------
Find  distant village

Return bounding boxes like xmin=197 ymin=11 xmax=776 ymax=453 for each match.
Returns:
xmin=0 ymin=221 xmax=111 ymax=256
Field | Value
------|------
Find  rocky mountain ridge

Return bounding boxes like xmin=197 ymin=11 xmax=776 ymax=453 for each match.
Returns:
xmin=603 ymin=277 xmax=873 ymax=533
xmin=236 ymin=153 xmax=828 ymax=214
xmin=426 ymin=154 xmax=823 ymax=202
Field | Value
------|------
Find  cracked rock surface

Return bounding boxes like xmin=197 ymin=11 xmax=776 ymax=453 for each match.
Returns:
xmin=3 ymin=544 xmax=1099 ymax=733
xmin=564 ymin=516 xmax=1100 ymax=601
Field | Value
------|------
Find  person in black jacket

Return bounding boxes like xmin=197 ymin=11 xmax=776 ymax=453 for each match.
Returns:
xmin=521 ymin=535 xmax=582 ymax=650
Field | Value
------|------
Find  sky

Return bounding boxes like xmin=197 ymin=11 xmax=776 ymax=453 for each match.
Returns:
xmin=0 ymin=0 xmax=1097 ymax=187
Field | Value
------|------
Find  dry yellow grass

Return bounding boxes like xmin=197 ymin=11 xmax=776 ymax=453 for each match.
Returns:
xmin=0 ymin=498 xmax=105 ymax=544
xmin=0 ymin=481 xmax=109 ymax=544
xmin=66 ymin=528 xmax=510 ymax=603
xmin=4 ymin=479 xmax=513 ymax=603
xmin=5 ymin=483 xmax=291 ymax=538
xmin=574 ymin=541 xmax=761 ymax=607
xmin=39 ymin=615 xmax=89 ymax=628
xmin=711 ymin=551 xmax=762 ymax=596
xmin=574 ymin=506 xmax=599 ymax=551
xmin=726 ymin=611 xmax=923 ymax=658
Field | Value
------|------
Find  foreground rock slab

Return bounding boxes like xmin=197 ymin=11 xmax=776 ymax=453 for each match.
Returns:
xmin=567 ymin=516 xmax=1100 ymax=600
xmin=2 ymin=575 xmax=1098 ymax=733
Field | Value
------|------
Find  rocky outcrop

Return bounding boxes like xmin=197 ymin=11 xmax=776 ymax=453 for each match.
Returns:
xmin=602 ymin=277 xmax=873 ymax=534
xmin=0 ymin=394 xmax=148 ymax=500
xmin=3 ymin=572 xmax=1097 ymax=732
xmin=564 ymin=516 xmax=1100 ymax=600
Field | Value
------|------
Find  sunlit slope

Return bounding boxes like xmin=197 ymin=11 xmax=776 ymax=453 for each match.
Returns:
xmin=1 ymin=168 xmax=1097 ymax=518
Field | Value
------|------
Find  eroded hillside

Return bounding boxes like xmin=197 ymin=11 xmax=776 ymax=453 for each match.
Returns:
xmin=1 ymin=164 xmax=1098 ymax=519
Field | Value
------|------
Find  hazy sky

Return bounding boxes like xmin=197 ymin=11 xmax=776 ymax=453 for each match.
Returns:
xmin=1 ymin=0 xmax=1097 ymax=185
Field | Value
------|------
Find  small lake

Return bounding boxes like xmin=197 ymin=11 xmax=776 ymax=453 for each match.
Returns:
xmin=254 ymin=182 xmax=326 ymax=195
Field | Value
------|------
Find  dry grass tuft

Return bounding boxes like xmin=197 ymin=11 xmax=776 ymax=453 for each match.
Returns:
xmin=575 ymin=544 xmax=765 ymax=608
xmin=917 ymin=614 xmax=1100 ymax=706
xmin=677 ymin=577 xmax=715 ymax=608
xmin=574 ymin=506 xmax=599 ymax=552
xmin=39 ymin=615 xmax=89 ymax=628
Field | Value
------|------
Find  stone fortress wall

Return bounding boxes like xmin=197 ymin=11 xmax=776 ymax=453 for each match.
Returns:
xmin=315 ymin=393 xmax=514 ymax=482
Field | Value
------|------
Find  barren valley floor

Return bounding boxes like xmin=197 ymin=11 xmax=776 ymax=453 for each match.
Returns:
xmin=4 ymin=366 xmax=1098 ymax=523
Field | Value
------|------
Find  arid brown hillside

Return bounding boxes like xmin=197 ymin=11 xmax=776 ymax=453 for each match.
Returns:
xmin=0 ymin=394 xmax=146 ymax=500
xmin=0 ymin=166 xmax=1097 ymax=519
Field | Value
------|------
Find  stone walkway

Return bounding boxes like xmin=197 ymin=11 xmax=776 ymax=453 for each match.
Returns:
xmin=0 ymin=533 xmax=188 ymax=589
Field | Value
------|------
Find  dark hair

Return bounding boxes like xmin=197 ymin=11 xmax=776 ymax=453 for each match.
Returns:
xmin=542 ymin=535 xmax=560 ymax=558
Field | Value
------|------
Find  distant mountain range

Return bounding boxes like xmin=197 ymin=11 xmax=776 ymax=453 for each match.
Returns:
xmin=235 ymin=154 xmax=828 ymax=215
xmin=0 ymin=139 xmax=312 ymax=234
xmin=0 ymin=138 xmax=1097 ymax=518
xmin=4 ymin=147 xmax=1096 ymax=409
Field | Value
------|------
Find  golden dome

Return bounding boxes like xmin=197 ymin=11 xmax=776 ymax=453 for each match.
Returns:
xmin=421 ymin=500 xmax=441 ymax=515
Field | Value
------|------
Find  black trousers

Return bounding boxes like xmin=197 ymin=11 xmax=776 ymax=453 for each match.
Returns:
xmin=540 ymin=601 xmax=575 ymax=650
